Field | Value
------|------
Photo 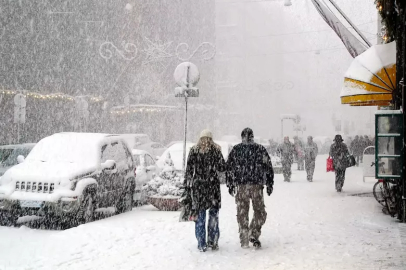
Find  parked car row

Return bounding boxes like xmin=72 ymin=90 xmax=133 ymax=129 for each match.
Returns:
xmin=0 ymin=132 xmax=281 ymax=227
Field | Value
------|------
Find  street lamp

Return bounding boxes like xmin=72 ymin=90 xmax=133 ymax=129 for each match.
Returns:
xmin=284 ymin=0 xmax=292 ymax=6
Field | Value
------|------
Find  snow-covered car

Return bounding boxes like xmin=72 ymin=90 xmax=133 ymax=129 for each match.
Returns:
xmin=156 ymin=142 xmax=195 ymax=171
xmin=165 ymin=141 xmax=193 ymax=149
xmin=132 ymin=149 xmax=160 ymax=203
xmin=134 ymin=142 xmax=167 ymax=158
xmin=0 ymin=133 xmax=136 ymax=226
xmin=0 ymin=143 xmax=36 ymax=176
xmin=119 ymin=133 xmax=152 ymax=149
xmin=271 ymin=155 xmax=283 ymax=174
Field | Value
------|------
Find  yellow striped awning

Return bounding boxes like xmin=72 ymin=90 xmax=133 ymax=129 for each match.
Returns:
xmin=341 ymin=42 xmax=396 ymax=107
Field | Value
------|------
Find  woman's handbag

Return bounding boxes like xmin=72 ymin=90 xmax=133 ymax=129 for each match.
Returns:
xmin=178 ymin=187 xmax=195 ymax=222
xmin=326 ymin=156 xmax=334 ymax=172
xmin=345 ymin=153 xmax=356 ymax=168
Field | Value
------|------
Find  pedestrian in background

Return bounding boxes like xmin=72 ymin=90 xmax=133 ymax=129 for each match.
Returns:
xmin=278 ymin=136 xmax=294 ymax=182
xmin=226 ymin=128 xmax=274 ymax=249
xmin=330 ymin=134 xmax=349 ymax=192
xmin=304 ymin=136 xmax=318 ymax=182
xmin=350 ymin=135 xmax=362 ymax=166
xmin=293 ymin=136 xmax=305 ymax=170
xmin=184 ymin=129 xmax=226 ymax=252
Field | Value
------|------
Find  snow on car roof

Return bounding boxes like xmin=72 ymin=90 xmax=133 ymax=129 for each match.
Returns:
xmin=0 ymin=143 xmax=36 ymax=149
xmin=132 ymin=149 xmax=152 ymax=156
xmin=26 ymin=133 xmax=120 ymax=167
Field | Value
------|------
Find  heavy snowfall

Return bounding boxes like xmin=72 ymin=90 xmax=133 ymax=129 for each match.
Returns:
xmin=1 ymin=0 xmax=406 ymax=269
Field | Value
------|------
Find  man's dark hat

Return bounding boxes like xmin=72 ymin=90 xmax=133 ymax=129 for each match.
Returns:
xmin=334 ymin=134 xmax=343 ymax=142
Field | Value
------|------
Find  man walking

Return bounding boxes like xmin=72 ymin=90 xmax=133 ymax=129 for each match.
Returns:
xmin=330 ymin=135 xmax=349 ymax=192
xmin=304 ymin=136 xmax=318 ymax=182
xmin=277 ymin=136 xmax=294 ymax=182
xmin=226 ymin=128 xmax=274 ymax=248
xmin=293 ymin=136 xmax=305 ymax=170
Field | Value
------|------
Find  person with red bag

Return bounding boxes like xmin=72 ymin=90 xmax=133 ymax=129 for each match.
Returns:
xmin=326 ymin=156 xmax=334 ymax=172
xmin=329 ymin=135 xmax=349 ymax=192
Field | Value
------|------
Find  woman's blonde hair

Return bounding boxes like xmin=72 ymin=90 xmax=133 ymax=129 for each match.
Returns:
xmin=196 ymin=136 xmax=220 ymax=153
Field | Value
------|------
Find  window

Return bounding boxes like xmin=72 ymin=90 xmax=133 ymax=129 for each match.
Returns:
xmin=145 ymin=155 xmax=155 ymax=166
xmin=133 ymin=155 xmax=141 ymax=166
xmin=101 ymin=142 xmax=127 ymax=164
xmin=151 ymin=143 xmax=163 ymax=149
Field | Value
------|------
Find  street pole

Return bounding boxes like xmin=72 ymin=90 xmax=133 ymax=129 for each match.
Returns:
xmin=182 ymin=95 xmax=188 ymax=172
xmin=174 ymin=62 xmax=200 ymax=174
xmin=327 ymin=0 xmax=372 ymax=47
xmin=17 ymin=123 xmax=20 ymax=144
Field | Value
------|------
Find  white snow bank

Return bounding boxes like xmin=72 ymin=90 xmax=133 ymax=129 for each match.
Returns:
xmin=1 ymin=156 xmax=405 ymax=270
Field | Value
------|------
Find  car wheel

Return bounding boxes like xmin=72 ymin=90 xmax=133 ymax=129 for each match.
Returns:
xmin=0 ymin=210 xmax=18 ymax=227
xmin=78 ymin=186 xmax=96 ymax=224
xmin=117 ymin=179 xmax=135 ymax=214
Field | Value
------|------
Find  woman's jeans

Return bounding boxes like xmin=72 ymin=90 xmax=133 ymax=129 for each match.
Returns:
xmin=195 ymin=207 xmax=219 ymax=248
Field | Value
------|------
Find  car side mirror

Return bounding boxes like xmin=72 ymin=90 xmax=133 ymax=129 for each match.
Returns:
xmin=17 ymin=155 xmax=25 ymax=164
xmin=101 ymin=160 xmax=116 ymax=171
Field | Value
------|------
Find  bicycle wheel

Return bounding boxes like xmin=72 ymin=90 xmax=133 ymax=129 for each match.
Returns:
xmin=373 ymin=181 xmax=386 ymax=206
xmin=384 ymin=184 xmax=397 ymax=217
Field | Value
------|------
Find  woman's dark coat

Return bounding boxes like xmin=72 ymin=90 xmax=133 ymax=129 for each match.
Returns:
xmin=329 ymin=142 xmax=349 ymax=170
xmin=184 ymin=144 xmax=226 ymax=211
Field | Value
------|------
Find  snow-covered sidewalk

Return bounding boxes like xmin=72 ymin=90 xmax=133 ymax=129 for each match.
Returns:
xmin=0 ymin=155 xmax=404 ymax=270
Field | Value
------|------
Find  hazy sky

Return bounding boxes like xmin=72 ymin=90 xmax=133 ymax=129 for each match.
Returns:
xmin=215 ymin=0 xmax=378 ymax=140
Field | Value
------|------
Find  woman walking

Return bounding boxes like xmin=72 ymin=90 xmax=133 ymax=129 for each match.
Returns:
xmin=184 ymin=129 xmax=226 ymax=252
xmin=329 ymin=134 xmax=349 ymax=192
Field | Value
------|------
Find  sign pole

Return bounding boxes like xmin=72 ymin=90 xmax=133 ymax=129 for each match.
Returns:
xmin=17 ymin=122 xmax=20 ymax=144
xmin=182 ymin=65 xmax=190 ymax=173
xmin=182 ymin=95 xmax=188 ymax=172
xmin=18 ymin=94 xmax=20 ymax=143
xmin=174 ymin=62 xmax=200 ymax=174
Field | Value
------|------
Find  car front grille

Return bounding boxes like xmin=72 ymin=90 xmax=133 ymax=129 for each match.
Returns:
xmin=15 ymin=181 xmax=54 ymax=193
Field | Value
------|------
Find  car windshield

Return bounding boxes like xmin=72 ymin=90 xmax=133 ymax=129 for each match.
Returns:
xmin=133 ymin=155 xmax=141 ymax=166
xmin=0 ymin=148 xmax=14 ymax=163
xmin=1 ymin=147 xmax=32 ymax=167
xmin=135 ymin=136 xmax=150 ymax=145
xmin=26 ymin=135 xmax=99 ymax=167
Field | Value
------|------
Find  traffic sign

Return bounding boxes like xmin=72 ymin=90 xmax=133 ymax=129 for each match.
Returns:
xmin=174 ymin=62 xmax=200 ymax=88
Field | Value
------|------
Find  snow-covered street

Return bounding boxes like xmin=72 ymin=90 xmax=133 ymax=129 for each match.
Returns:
xmin=0 ymin=155 xmax=405 ymax=270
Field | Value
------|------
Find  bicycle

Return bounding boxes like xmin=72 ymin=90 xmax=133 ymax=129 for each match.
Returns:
xmin=373 ymin=177 xmax=404 ymax=219
xmin=371 ymin=161 xmax=399 ymax=216
xmin=373 ymin=179 xmax=395 ymax=209
xmin=371 ymin=161 xmax=406 ymax=221
xmin=372 ymin=162 xmax=388 ymax=206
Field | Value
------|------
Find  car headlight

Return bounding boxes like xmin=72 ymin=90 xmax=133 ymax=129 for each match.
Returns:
xmin=59 ymin=197 xmax=78 ymax=212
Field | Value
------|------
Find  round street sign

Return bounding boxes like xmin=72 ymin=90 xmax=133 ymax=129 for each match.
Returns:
xmin=174 ymin=62 xmax=200 ymax=87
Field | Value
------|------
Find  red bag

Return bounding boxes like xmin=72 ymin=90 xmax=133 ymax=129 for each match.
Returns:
xmin=326 ymin=156 xmax=334 ymax=172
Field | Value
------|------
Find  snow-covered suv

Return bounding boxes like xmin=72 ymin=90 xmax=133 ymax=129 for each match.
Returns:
xmin=0 ymin=133 xmax=136 ymax=226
